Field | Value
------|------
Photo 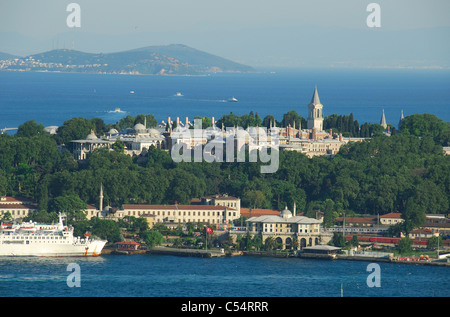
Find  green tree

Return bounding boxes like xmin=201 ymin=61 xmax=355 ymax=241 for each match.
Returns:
xmin=242 ymin=190 xmax=266 ymax=209
xmin=426 ymin=236 xmax=443 ymax=251
xmin=141 ymin=230 xmax=164 ymax=247
xmin=331 ymin=232 xmax=346 ymax=248
xmin=282 ymin=110 xmax=306 ymax=129
xmin=400 ymin=113 xmax=449 ymax=146
xmin=349 ymin=235 xmax=359 ymax=247
xmin=90 ymin=217 xmax=122 ymax=243
xmin=112 ymin=139 xmax=125 ymax=153
xmin=48 ymin=194 xmax=87 ymax=224
xmin=264 ymin=236 xmax=276 ymax=251
xmin=16 ymin=120 xmax=46 ymax=137
xmin=252 ymin=235 xmax=263 ymax=251
xmin=396 ymin=237 xmax=412 ymax=254
xmin=55 ymin=117 xmax=103 ymax=145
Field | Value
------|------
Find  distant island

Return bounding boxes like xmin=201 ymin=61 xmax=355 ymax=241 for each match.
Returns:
xmin=0 ymin=44 xmax=256 ymax=75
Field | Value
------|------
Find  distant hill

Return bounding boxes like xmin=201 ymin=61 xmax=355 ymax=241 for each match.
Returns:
xmin=0 ymin=52 xmax=19 ymax=60
xmin=0 ymin=44 xmax=255 ymax=75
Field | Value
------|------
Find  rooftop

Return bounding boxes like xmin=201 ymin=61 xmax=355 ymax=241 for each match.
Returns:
xmin=380 ymin=213 xmax=402 ymax=219
xmin=122 ymin=204 xmax=237 ymax=211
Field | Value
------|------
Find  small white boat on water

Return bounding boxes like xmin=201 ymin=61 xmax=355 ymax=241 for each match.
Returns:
xmin=108 ymin=108 xmax=125 ymax=113
xmin=228 ymin=97 xmax=238 ymax=102
xmin=175 ymin=92 xmax=183 ymax=96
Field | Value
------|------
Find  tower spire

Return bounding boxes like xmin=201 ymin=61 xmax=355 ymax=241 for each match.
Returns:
xmin=311 ymin=85 xmax=321 ymax=105
xmin=398 ymin=109 xmax=404 ymax=128
xmin=380 ymin=109 xmax=387 ymax=129
xmin=99 ymin=183 xmax=104 ymax=212
xmin=307 ymin=85 xmax=324 ymax=131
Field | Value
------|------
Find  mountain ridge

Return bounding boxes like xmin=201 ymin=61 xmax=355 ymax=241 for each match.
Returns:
xmin=0 ymin=44 xmax=256 ymax=75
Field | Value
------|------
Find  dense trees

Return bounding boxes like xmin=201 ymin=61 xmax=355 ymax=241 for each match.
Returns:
xmin=1 ymin=112 xmax=448 ymax=238
xmin=399 ymin=113 xmax=450 ymax=146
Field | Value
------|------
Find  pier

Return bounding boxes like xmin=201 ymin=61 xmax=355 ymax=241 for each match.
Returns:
xmin=148 ymin=246 xmax=227 ymax=258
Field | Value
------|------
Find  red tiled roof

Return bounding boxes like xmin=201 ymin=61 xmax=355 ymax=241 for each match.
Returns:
xmin=122 ymin=204 xmax=236 ymax=211
xmin=0 ymin=196 xmax=35 ymax=204
xmin=240 ymin=208 xmax=280 ymax=217
xmin=380 ymin=213 xmax=402 ymax=218
xmin=0 ymin=203 xmax=37 ymax=209
xmin=410 ymin=228 xmax=433 ymax=234
xmin=202 ymin=195 xmax=239 ymax=200
xmin=335 ymin=217 xmax=376 ymax=224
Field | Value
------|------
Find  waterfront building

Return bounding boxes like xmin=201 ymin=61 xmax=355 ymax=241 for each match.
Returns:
xmin=245 ymin=206 xmax=332 ymax=250
xmin=201 ymin=194 xmax=241 ymax=213
xmin=0 ymin=196 xmax=38 ymax=221
xmin=116 ymin=240 xmax=141 ymax=251
xmin=121 ymin=204 xmax=239 ymax=226
xmin=408 ymin=228 xmax=438 ymax=240
xmin=379 ymin=213 xmax=404 ymax=225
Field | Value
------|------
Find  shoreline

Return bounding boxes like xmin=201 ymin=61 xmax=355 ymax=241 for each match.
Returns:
xmin=101 ymin=247 xmax=450 ymax=267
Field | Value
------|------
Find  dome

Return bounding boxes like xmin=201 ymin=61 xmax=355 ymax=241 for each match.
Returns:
xmin=108 ymin=128 xmax=119 ymax=135
xmin=148 ymin=128 xmax=160 ymax=137
xmin=134 ymin=123 xmax=146 ymax=132
xmin=280 ymin=206 xmax=292 ymax=219
xmin=86 ymin=130 xmax=98 ymax=140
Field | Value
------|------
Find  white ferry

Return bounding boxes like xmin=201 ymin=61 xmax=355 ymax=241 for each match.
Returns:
xmin=0 ymin=213 xmax=107 ymax=257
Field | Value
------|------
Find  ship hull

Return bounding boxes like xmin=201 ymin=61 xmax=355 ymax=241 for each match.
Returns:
xmin=0 ymin=240 xmax=107 ymax=257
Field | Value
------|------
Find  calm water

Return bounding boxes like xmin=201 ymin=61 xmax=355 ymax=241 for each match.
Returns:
xmin=0 ymin=255 xmax=448 ymax=297
xmin=0 ymin=68 xmax=449 ymax=131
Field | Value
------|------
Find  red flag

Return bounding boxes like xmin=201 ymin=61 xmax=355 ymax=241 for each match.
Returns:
xmin=206 ymin=227 xmax=213 ymax=233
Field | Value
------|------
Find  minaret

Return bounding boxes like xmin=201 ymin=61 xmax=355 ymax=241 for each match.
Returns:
xmin=99 ymin=183 xmax=104 ymax=212
xmin=398 ymin=110 xmax=404 ymax=128
xmin=380 ymin=109 xmax=387 ymax=129
xmin=307 ymin=85 xmax=324 ymax=131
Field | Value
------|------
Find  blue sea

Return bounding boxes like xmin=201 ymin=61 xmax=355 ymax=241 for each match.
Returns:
xmin=0 ymin=255 xmax=449 ymax=298
xmin=0 ymin=68 xmax=449 ymax=131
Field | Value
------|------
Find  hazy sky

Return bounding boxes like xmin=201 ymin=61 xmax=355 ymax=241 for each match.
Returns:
xmin=1 ymin=0 xmax=449 ymax=67
xmin=1 ymin=0 xmax=449 ymax=36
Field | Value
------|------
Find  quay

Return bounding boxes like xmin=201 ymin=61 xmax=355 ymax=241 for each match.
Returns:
xmin=101 ymin=245 xmax=450 ymax=266
xmin=148 ymin=246 xmax=227 ymax=258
